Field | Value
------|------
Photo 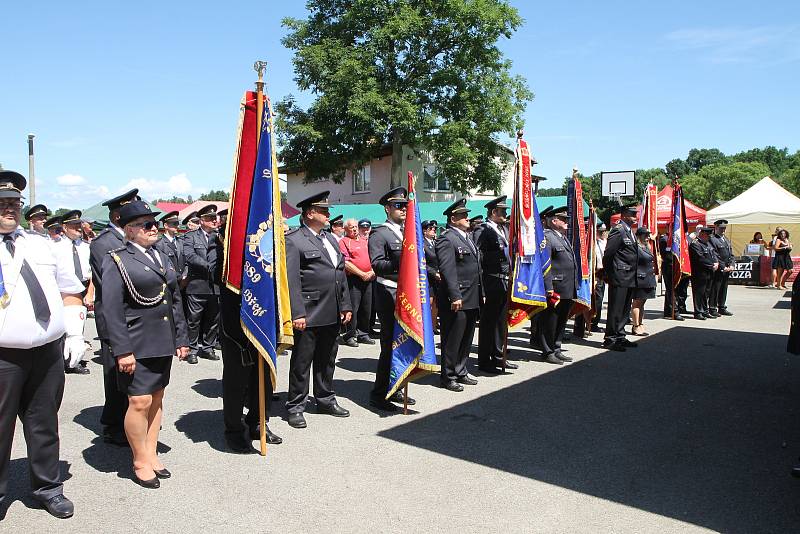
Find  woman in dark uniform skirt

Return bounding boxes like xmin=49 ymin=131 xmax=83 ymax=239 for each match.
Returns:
xmin=631 ymin=227 xmax=656 ymax=336
xmin=100 ymin=201 xmax=189 ymax=488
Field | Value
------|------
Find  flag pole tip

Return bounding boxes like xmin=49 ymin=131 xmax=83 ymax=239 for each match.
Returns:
xmin=516 ymin=129 xmax=524 ymax=139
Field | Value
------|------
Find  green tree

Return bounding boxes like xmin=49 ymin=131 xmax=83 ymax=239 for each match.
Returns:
xmin=686 ymin=148 xmax=727 ymax=173
xmin=730 ymin=146 xmax=790 ymax=176
xmin=199 ymin=190 xmax=230 ymax=202
xmin=665 ymin=158 xmax=691 ymax=179
xmin=277 ymin=0 xmax=532 ymax=194
xmin=155 ymin=196 xmax=190 ymax=204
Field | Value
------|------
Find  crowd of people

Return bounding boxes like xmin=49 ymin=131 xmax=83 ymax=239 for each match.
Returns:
xmin=0 ymin=168 xmax=747 ymax=520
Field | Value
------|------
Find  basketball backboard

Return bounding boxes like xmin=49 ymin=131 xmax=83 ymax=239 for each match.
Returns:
xmin=600 ymin=171 xmax=635 ymax=197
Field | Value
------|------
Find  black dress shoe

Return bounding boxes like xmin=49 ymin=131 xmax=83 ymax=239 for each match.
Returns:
xmin=287 ymin=412 xmax=307 ymax=428
xmin=248 ymin=425 xmax=283 ymax=444
xmin=456 ymin=375 xmax=478 ymax=385
xmin=39 ymin=494 xmax=74 ymax=519
xmin=388 ymin=391 xmax=416 ymax=405
xmin=186 ymin=353 xmax=199 ymax=364
xmin=602 ymin=341 xmax=626 ymax=352
xmin=318 ymin=402 xmax=350 ymax=417
xmin=357 ymin=336 xmax=376 ymax=345
xmin=543 ymin=354 xmax=564 ymax=365
xmin=555 ymin=352 xmax=573 ymax=362
xmin=225 ymin=435 xmax=257 ymax=454
xmin=492 ymin=360 xmax=518 ymax=370
xmin=478 ymin=365 xmax=503 ymax=374
xmin=103 ymin=428 xmax=129 ymax=446
xmin=342 ymin=337 xmax=359 ymax=347
xmin=369 ymin=396 xmax=399 ymax=412
xmin=619 ymin=339 xmax=638 ymax=348
xmin=199 ymin=351 xmax=220 ymax=361
xmin=703 ymin=313 xmax=717 ymax=319
xmin=694 ymin=314 xmax=706 ymax=320
xmin=134 ymin=474 xmax=160 ymax=489
xmin=441 ymin=380 xmax=464 ymax=392
xmin=154 ymin=468 xmax=171 ymax=479
xmin=65 ymin=365 xmax=90 ymax=375
xmin=674 ymin=314 xmax=685 ymax=321
xmin=718 ymin=309 xmax=733 ymax=316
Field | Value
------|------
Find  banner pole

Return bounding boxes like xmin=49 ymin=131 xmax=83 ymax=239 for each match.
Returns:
xmin=403 ymin=383 xmax=409 ymax=415
xmin=253 ymin=60 xmax=268 ymax=457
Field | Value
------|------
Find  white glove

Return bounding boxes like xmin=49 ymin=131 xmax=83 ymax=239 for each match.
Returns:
xmin=63 ymin=305 xmax=87 ymax=369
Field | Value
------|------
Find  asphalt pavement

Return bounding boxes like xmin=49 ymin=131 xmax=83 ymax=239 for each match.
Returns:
xmin=3 ymin=284 xmax=799 ymax=533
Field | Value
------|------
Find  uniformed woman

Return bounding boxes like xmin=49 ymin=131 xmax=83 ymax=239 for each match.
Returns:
xmin=100 ymin=200 xmax=189 ymax=489
xmin=631 ymin=227 xmax=656 ymax=336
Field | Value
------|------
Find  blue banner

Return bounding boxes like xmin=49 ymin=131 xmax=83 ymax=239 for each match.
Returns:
xmin=567 ymin=179 xmax=592 ymax=310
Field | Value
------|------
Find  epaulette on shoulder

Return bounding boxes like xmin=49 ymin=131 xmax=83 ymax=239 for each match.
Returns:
xmin=440 ymin=228 xmax=451 ymax=236
xmin=107 ymin=246 xmax=126 ymax=255
xmin=285 ymin=227 xmax=300 ymax=236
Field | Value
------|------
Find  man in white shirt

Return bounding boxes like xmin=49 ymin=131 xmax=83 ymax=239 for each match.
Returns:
xmin=0 ymin=170 xmax=85 ymax=519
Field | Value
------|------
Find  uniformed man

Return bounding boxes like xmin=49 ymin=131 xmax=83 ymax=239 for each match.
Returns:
xmin=437 ymin=198 xmax=482 ymax=391
xmin=475 ymin=196 xmax=517 ymax=373
xmin=602 ymin=204 xmax=640 ymax=352
xmin=708 ymin=219 xmax=734 ymax=316
xmin=537 ymin=206 xmax=579 ymax=364
xmin=529 ymin=205 xmax=553 ymax=349
xmin=182 ymin=211 xmax=199 ymax=231
xmin=45 ymin=216 xmax=63 ymax=242
xmin=689 ymin=226 xmax=719 ymax=320
xmin=285 ymin=191 xmax=352 ymax=428
xmin=0 ymin=170 xmax=85 ymax=519
xmin=25 ymin=204 xmax=49 ymax=235
xmin=368 ymin=187 xmax=415 ymax=410
xmin=468 ymin=214 xmax=484 ymax=242
xmin=329 ymin=214 xmax=345 ymax=242
xmin=217 ymin=208 xmax=228 ymax=229
xmin=182 ymin=204 xmax=221 ymax=364
xmin=422 ymin=220 xmax=440 ymax=331
xmin=154 ymin=211 xmax=185 ymax=277
xmin=659 ymin=232 xmax=684 ymax=321
xmin=89 ymin=188 xmax=140 ymax=445
xmin=213 ymin=222 xmax=281 ymax=452
xmin=55 ymin=210 xmax=92 ymax=375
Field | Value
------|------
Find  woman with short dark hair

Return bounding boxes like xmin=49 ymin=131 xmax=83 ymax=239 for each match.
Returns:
xmin=774 ymin=229 xmax=793 ymax=289
xmin=631 ymin=227 xmax=656 ymax=336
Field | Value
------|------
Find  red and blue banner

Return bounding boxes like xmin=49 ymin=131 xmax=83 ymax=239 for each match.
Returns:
xmin=567 ymin=175 xmax=592 ymax=313
xmin=386 ymin=172 xmax=439 ymax=399
xmin=668 ymin=182 xmax=692 ymax=284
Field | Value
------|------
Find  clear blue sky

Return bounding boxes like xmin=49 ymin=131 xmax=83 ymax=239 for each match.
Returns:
xmin=1 ymin=1 xmax=798 ymax=209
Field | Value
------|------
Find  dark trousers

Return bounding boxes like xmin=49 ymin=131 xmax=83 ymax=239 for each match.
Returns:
xmin=0 ymin=337 xmax=65 ymax=503
xmin=709 ymin=271 xmax=730 ymax=312
xmin=663 ymin=261 xmax=677 ymax=316
xmin=440 ymin=307 xmax=478 ymax=382
xmin=692 ymin=274 xmax=711 ymax=315
xmin=345 ymin=275 xmax=373 ymax=341
xmin=605 ymin=285 xmax=633 ymax=343
xmin=538 ymin=299 xmax=573 ymax=356
xmin=372 ymin=283 xmax=395 ymax=399
xmin=478 ymin=276 xmax=508 ymax=366
xmin=221 ymin=335 xmax=272 ymax=435
xmin=590 ymin=280 xmax=606 ymax=329
xmin=286 ymin=324 xmax=339 ymax=414
xmin=100 ymin=340 xmax=128 ymax=432
xmin=186 ymin=293 xmax=220 ymax=356
xmin=676 ymin=277 xmax=690 ymax=312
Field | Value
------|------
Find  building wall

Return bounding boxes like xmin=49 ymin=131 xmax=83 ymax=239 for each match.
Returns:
xmin=285 ymin=147 xmax=515 ymax=207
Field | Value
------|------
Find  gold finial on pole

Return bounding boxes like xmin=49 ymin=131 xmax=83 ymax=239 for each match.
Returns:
xmin=254 ymin=61 xmax=267 ymax=145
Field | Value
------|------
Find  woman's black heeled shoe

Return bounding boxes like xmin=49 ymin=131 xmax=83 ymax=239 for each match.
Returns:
xmin=134 ymin=474 xmax=160 ymax=489
xmin=154 ymin=468 xmax=171 ymax=479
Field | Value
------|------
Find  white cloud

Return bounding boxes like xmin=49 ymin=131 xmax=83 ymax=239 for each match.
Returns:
xmin=56 ymin=174 xmax=87 ymax=186
xmin=121 ymin=173 xmax=199 ymax=199
xmin=665 ymin=25 xmax=800 ymax=64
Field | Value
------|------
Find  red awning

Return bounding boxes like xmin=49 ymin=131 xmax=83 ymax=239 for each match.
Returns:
xmin=610 ymin=185 xmax=706 ymax=230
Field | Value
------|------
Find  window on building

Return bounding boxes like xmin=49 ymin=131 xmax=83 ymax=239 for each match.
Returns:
xmin=353 ymin=165 xmax=371 ymax=194
xmin=423 ymin=163 xmax=450 ymax=192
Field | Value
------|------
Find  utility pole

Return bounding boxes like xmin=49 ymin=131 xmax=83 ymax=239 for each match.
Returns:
xmin=27 ymin=134 xmax=36 ymax=205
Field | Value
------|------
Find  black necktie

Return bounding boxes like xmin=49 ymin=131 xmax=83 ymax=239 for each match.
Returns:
xmin=4 ymin=234 xmax=51 ymax=324
xmin=72 ymin=241 xmax=83 ymax=281
xmin=146 ymin=248 xmax=160 ymax=267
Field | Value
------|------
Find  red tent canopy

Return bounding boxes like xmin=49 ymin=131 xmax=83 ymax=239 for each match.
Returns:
xmin=610 ymin=185 xmax=706 ymax=231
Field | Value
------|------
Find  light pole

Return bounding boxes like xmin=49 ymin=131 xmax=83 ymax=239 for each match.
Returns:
xmin=27 ymin=134 xmax=36 ymax=205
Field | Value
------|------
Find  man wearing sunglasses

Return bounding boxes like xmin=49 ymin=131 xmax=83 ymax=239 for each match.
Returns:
xmin=368 ymin=187 xmax=415 ymax=411
xmin=90 ymin=188 xmax=141 ymax=446
xmin=182 ymin=204 xmax=221 ymax=364
xmin=154 ymin=211 xmax=185 ymax=282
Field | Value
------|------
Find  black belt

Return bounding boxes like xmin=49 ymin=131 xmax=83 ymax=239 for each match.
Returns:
xmin=486 ymin=273 xmax=509 ymax=281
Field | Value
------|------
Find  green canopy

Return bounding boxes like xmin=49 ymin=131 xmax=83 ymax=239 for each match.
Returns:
xmin=284 ymin=195 xmax=585 ymax=227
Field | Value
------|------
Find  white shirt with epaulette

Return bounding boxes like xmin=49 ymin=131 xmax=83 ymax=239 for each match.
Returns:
xmin=0 ymin=228 xmax=86 ymax=348
xmin=53 ymin=237 xmax=92 ymax=282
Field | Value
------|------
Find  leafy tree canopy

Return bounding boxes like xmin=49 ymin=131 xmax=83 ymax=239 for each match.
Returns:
xmin=277 ymin=0 xmax=532 ymax=193
xmin=198 ymin=190 xmax=230 ymax=202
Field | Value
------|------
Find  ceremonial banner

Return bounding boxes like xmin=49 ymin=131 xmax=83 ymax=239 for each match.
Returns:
xmin=223 ymin=91 xmax=260 ymax=292
xmin=386 ymin=172 xmax=439 ymax=399
xmin=507 ymin=138 xmax=549 ymax=330
xmin=668 ymin=183 xmax=692 ymax=284
xmin=638 ymin=182 xmax=659 ymax=275
xmin=239 ymin=96 xmax=294 ymax=382
xmin=567 ymin=175 xmax=592 ymax=313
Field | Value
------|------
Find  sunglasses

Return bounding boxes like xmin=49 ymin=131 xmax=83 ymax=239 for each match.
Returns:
xmin=129 ymin=220 xmax=158 ymax=231
xmin=390 ymin=202 xmax=408 ymax=210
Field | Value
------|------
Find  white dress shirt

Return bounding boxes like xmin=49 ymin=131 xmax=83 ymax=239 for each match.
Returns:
xmin=130 ymin=241 xmax=164 ymax=268
xmin=305 ymin=225 xmax=339 ymax=265
xmin=0 ymin=228 xmax=85 ymax=349
xmin=53 ymin=238 xmax=92 ymax=281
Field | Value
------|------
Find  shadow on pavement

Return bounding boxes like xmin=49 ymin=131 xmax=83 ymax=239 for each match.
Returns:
xmin=379 ymin=327 xmax=800 ymax=533
xmin=192 ymin=378 xmax=222 ymax=399
xmin=174 ymin=409 xmax=227 ymax=452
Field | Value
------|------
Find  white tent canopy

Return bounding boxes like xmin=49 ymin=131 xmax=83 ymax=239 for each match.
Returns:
xmin=707 ymin=176 xmax=800 ymax=225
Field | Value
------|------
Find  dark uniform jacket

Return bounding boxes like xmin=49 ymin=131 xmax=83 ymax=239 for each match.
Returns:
xmin=636 ymin=244 xmax=657 ymax=289
xmin=435 ymin=227 xmax=482 ymax=310
xmin=543 ymin=228 xmax=578 ymax=298
xmin=100 ymin=242 xmax=189 ymax=359
xmin=603 ymin=221 xmax=638 ymax=288
xmin=212 ymin=238 xmax=257 ymax=364
xmin=475 ymin=222 xmax=510 ymax=277
xmin=788 ymin=275 xmax=800 ymax=355
xmin=658 ymin=233 xmax=671 ymax=263
xmin=709 ymin=233 xmax=735 ymax=269
xmin=285 ymin=225 xmax=352 ymax=328
xmin=424 ymin=237 xmax=440 ymax=292
xmin=182 ymin=228 xmax=219 ymax=294
xmin=155 ymin=234 xmax=185 ymax=275
xmin=369 ymin=224 xmax=403 ymax=294
xmin=689 ymin=238 xmax=718 ymax=280
xmin=89 ymin=225 xmax=125 ymax=339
